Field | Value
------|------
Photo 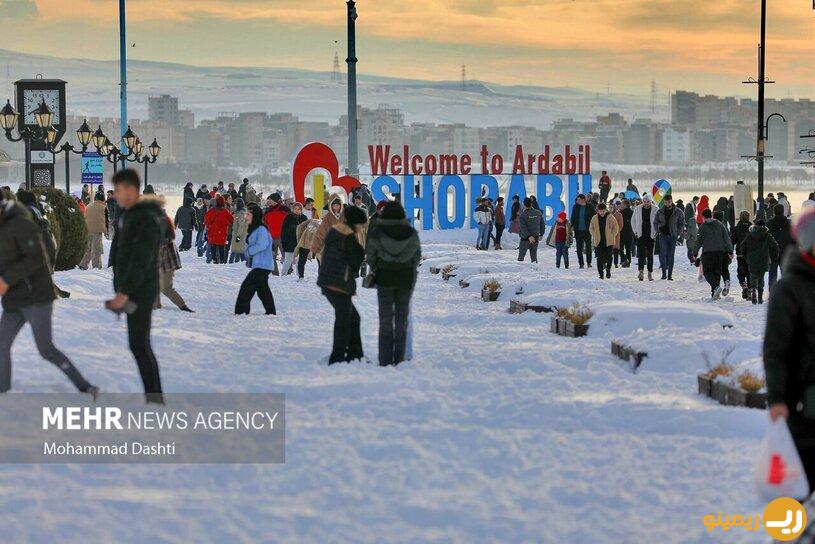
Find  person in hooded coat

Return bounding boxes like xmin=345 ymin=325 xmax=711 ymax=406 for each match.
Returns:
xmin=766 ymin=202 xmax=794 ymax=290
xmin=696 ymin=195 xmax=710 ymax=225
xmin=317 ymin=206 xmax=367 ymax=364
xmin=183 ymin=182 xmax=195 ymax=204
xmin=174 ymin=197 xmax=198 ymax=251
xmin=740 ymin=218 xmax=779 ymax=304
xmin=295 ymin=218 xmax=320 ymax=280
xmin=195 ymin=184 xmax=209 ymax=201
xmin=280 ymin=202 xmax=308 ymax=275
xmin=311 ymin=195 xmax=344 ymax=260
xmin=366 ymin=202 xmax=421 ymax=366
xmin=204 ymin=195 xmax=234 ymax=264
xmin=731 ymin=211 xmax=753 ymax=300
xmin=228 ymin=198 xmax=248 ymax=263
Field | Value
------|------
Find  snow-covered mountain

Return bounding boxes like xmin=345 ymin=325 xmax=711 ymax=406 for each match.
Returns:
xmin=0 ymin=48 xmax=664 ymax=128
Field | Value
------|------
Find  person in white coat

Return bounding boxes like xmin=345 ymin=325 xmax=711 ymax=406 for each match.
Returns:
xmin=631 ymin=194 xmax=659 ymax=281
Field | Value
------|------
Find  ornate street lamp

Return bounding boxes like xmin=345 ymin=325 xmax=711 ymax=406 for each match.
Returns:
xmin=0 ymin=99 xmax=52 ymax=189
xmin=49 ymin=118 xmax=95 ymax=193
xmin=97 ymin=128 xmax=161 ymax=190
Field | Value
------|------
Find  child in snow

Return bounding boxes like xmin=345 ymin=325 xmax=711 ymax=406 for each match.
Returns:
xmin=546 ymin=211 xmax=573 ymax=269
xmin=235 ymin=204 xmax=276 ymax=315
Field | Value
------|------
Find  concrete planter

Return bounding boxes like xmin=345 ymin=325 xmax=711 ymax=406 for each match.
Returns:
xmin=549 ymin=316 xmax=588 ymax=337
xmin=697 ymin=374 xmax=766 ymax=409
xmin=481 ymin=289 xmax=500 ymax=302
xmin=429 ymin=266 xmax=441 ymax=274
xmin=611 ymin=341 xmax=648 ymax=372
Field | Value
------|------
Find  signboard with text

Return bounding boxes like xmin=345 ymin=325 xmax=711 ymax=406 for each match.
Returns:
xmin=81 ymin=152 xmax=104 ymax=184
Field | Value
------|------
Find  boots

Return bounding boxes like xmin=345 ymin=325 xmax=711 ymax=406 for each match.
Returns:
xmin=722 ymin=280 xmax=730 ymax=297
xmin=638 ymin=270 xmax=644 ymax=281
xmin=741 ymin=285 xmax=749 ymax=300
xmin=751 ymin=288 xmax=758 ymax=305
xmin=648 ymin=271 xmax=653 ymax=281
xmin=758 ymin=290 xmax=764 ymax=304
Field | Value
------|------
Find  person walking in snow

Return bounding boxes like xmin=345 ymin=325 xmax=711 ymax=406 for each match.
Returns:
xmin=107 ymin=169 xmax=165 ymax=404
xmin=517 ymin=198 xmax=543 ymax=263
xmin=508 ymin=195 xmax=521 ymax=235
xmin=474 ymin=197 xmax=491 ymax=250
xmin=740 ymin=218 xmax=779 ymax=305
xmin=204 ymin=195 xmax=233 ymax=264
xmin=618 ymin=198 xmax=634 ymax=267
xmin=318 ymin=206 xmax=368 ymax=364
xmin=631 ymin=194 xmax=658 ymax=281
xmin=546 ymin=211 xmax=573 ymax=269
xmin=235 ymin=204 xmax=277 ymax=315
xmin=654 ymin=195 xmax=685 ymax=280
xmin=174 ymin=197 xmax=198 ymax=252
xmin=228 ymin=198 xmax=248 ymax=263
xmin=693 ymin=208 xmax=732 ymax=299
xmin=611 ymin=201 xmax=625 ymax=268
xmin=714 ymin=210 xmax=732 ymax=296
xmin=493 ymin=197 xmax=506 ymax=250
xmin=731 ymin=211 xmax=753 ymax=300
xmin=598 ymin=170 xmax=612 ymax=203
xmin=0 ymin=192 xmax=98 ymax=397
xmin=766 ymin=203 xmax=794 ymax=290
xmin=570 ymin=193 xmax=594 ymax=268
xmin=280 ymin=202 xmax=308 ymax=275
xmin=366 ymin=201 xmax=421 ymax=366
xmin=78 ymin=192 xmax=107 ymax=270
xmin=311 ymin=195 xmax=345 ymax=262
xmin=155 ymin=202 xmax=194 ymax=313
xmin=763 ymin=209 xmax=815 ymax=492
xmin=295 ymin=217 xmax=320 ymax=280
xmin=589 ymin=203 xmax=620 ymax=279
xmin=263 ymin=192 xmax=290 ymax=275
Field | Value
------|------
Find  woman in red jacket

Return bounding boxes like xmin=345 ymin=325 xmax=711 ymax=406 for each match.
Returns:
xmin=204 ymin=195 xmax=234 ymax=264
xmin=696 ymin=195 xmax=710 ymax=225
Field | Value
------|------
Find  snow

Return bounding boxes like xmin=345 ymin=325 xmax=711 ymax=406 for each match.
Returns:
xmin=0 ymin=225 xmax=776 ymax=543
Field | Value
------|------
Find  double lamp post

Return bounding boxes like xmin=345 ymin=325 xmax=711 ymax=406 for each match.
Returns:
xmin=0 ymin=99 xmax=160 ymax=192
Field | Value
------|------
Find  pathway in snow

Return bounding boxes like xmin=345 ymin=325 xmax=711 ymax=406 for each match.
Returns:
xmin=0 ymin=230 xmax=770 ymax=543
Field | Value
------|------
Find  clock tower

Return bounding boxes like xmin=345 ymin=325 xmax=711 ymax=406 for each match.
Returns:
xmin=14 ymin=78 xmax=66 ymax=188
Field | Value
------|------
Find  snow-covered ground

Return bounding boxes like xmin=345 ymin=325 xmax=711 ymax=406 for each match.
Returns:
xmin=0 ymin=228 xmax=773 ymax=543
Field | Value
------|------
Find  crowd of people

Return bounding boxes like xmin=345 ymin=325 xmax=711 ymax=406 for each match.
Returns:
xmin=472 ymin=173 xmax=815 ymax=301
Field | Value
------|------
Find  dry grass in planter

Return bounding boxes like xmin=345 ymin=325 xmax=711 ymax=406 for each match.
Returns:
xmin=481 ymin=279 xmax=501 ymax=302
xmin=552 ymin=303 xmax=593 ymax=337
xmin=737 ymin=371 xmax=765 ymax=393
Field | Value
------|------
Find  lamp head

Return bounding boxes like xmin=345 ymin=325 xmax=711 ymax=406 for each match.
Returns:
xmin=34 ymin=100 xmax=54 ymax=129
xmin=148 ymin=138 xmax=161 ymax=159
xmin=0 ymin=100 xmax=18 ymax=131
xmin=77 ymin=120 xmax=92 ymax=147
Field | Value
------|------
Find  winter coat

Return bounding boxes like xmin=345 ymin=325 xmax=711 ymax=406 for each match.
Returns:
xmin=546 ymin=220 xmax=573 ymax=248
xmin=317 ymin=224 xmax=365 ymax=296
xmin=111 ymin=197 xmax=164 ymax=302
xmin=204 ymin=206 xmax=234 ymax=245
xmin=589 ymin=213 xmax=620 ymax=248
xmin=684 ymin=203 xmax=698 ymax=233
xmin=654 ymin=205 xmax=685 ymax=238
xmin=159 ymin=219 xmax=182 ymax=274
xmin=730 ymin=219 xmax=752 ymax=257
xmin=244 ymin=187 xmax=259 ymax=206
xmin=366 ymin=218 xmax=422 ymax=290
xmin=194 ymin=204 xmax=205 ymax=230
xmin=763 ymin=249 xmax=815 ymax=444
xmin=196 ymin=188 xmax=209 ymax=201
xmin=311 ymin=205 xmax=344 ymax=257
xmin=296 ymin=219 xmax=320 ymax=254
xmin=631 ymin=204 xmax=658 ymax=240
xmin=84 ymin=201 xmax=107 ymax=235
xmin=766 ymin=215 xmax=793 ymax=262
xmin=612 ymin=211 xmax=624 ymax=248
xmin=619 ymin=207 xmax=634 ymax=242
xmin=740 ymin=225 xmax=779 ymax=276
xmin=570 ymin=203 xmax=595 ymax=232
xmin=183 ymin=186 xmax=195 ymax=203
xmin=281 ymin=213 xmax=307 ymax=253
xmin=696 ymin=196 xmax=710 ymax=225
xmin=510 ymin=201 xmax=521 ymax=222
xmin=518 ymin=208 xmax=543 ymax=239
xmin=174 ymin=199 xmax=198 ymax=231
xmin=494 ymin=203 xmax=506 ymax=226
xmin=106 ymin=198 xmax=120 ymax=231
xmin=777 ymin=197 xmax=791 ymax=217
xmin=26 ymin=205 xmax=57 ymax=269
xmin=474 ymin=204 xmax=492 ymax=225
xmin=230 ymin=211 xmax=248 ymax=254
xmin=713 ymin=197 xmax=729 ymax=219
xmin=263 ymin=203 xmax=290 ymax=239
xmin=694 ymin=218 xmax=732 ymax=256
xmin=245 ymin=225 xmax=274 ymax=271
xmin=0 ymin=201 xmax=56 ymax=311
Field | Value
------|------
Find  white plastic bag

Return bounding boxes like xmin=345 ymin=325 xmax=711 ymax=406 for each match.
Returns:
xmin=755 ymin=419 xmax=810 ymax=501
xmin=697 ymin=263 xmax=705 ymax=283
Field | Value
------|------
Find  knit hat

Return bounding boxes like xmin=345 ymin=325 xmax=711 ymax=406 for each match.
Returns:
xmin=376 ymin=199 xmax=389 ymax=212
xmin=216 ymin=195 xmax=226 ymax=207
xmin=270 ymin=192 xmax=282 ymax=203
xmin=642 ymin=194 xmax=652 ymax=203
xmin=344 ymin=205 xmax=367 ymax=227
xmin=557 ymin=211 xmax=567 ymax=221
xmin=793 ymin=210 xmax=815 ymax=252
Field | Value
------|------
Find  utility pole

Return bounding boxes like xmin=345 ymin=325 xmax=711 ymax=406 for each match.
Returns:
xmin=346 ymin=0 xmax=358 ymax=176
xmin=119 ymin=0 xmax=128 ymax=149
xmin=756 ymin=0 xmax=766 ymax=207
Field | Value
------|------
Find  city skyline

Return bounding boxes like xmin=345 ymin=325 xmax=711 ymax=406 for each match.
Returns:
xmin=1 ymin=0 xmax=814 ymax=97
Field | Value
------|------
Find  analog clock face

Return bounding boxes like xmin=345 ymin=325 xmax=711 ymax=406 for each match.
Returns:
xmin=22 ymin=89 xmax=61 ymax=126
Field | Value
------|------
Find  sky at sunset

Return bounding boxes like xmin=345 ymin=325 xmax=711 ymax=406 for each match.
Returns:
xmin=1 ymin=0 xmax=815 ymax=97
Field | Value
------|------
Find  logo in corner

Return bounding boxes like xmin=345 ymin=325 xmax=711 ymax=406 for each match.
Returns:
xmin=764 ymin=497 xmax=807 ymax=541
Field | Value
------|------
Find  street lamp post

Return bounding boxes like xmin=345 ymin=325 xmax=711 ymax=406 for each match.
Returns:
xmin=346 ymin=0 xmax=358 ymax=176
xmin=92 ymin=126 xmax=161 ymax=191
xmin=49 ymin=119 xmax=93 ymax=193
xmin=0 ymin=99 xmax=53 ymax=190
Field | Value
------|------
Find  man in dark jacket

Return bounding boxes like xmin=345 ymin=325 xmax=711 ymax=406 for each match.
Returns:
xmin=366 ymin=202 xmax=421 ymax=366
xmin=763 ymin=210 xmax=815 ymax=493
xmin=107 ymin=169 xmax=165 ymax=403
xmin=280 ymin=202 xmax=308 ymax=275
xmin=0 ymin=194 xmax=97 ymax=396
xmin=740 ymin=219 xmax=779 ymax=304
xmin=731 ymin=211 xmax=753 ymax=300
xmin=570 ymin=194 xmax=594 ymax=268
xmin=654 ymin=195 xmax=685 ymax=280
xmin=619 ymin=199 xmax=634 ymax=267
xmin=317 ymin=206 xmax=367 ymax=364
xmin=693 ymin=208 xmax=732 ymax=299
xmin=518 ymin=198 xmax=543 ymax=263
xmin=766 ymin=203 xmax=793 ymax=290
xmin=174 ymin=197 xmax=198 ymax=251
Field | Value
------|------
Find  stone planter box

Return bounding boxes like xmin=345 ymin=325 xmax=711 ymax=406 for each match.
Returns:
xmin=429 ymin=266 xmax=441 ymax=274
xmin=611 ymin=341 xmax=648 ymax=372
xmin=482 ymin=289 xmax=500 ymax=302
xmin=510 ymin=300 xmax=555 ymax=314
xmin=442 ymin=270 xmax=457 ymax=281
xmin=697 ymin=374 xmax=766 ymax=409
xmin=549 ymin=316 xmax=589 ymax=337
xmin=459 ymin=279 xmax=470 ymax=288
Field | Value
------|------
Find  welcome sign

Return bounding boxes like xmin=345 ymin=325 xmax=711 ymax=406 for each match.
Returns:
xmin=291 ymin=142 xmax=594 ymax=229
